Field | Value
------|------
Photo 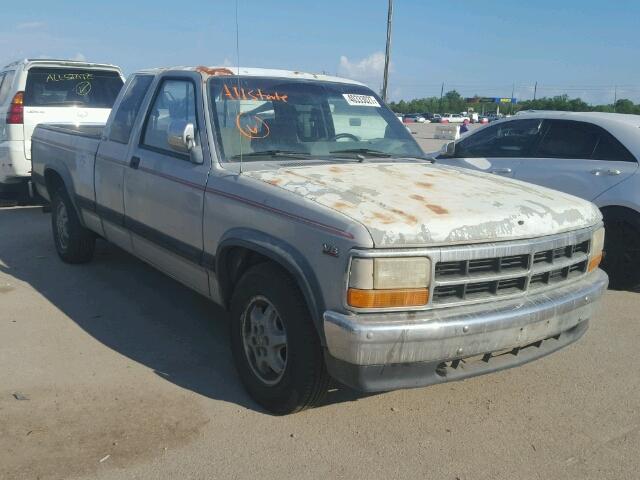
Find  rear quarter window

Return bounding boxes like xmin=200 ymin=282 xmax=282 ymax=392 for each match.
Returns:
xmin=0 ymin=70 xmax=15 ymax=105
xmin=24 ymin=68 xmax=124 ymax=108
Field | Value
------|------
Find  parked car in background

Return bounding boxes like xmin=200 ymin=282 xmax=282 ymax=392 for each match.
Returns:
xmin=403 ymin=113 xmax=426 ymax=123
xmin=431 ymin=113 xmax=442 ymax=123
xmin=0 ymin=59 xmax=124 ymax=198
xmin=421 ymin=112 xmax=439 ymax=123
xmin=31 ymin=65 xmax=606 ymax=414
xmin=434 ymin=111 xmax=640 ymax=288
xmin=440 ymin=113 xmax=469 ymax=123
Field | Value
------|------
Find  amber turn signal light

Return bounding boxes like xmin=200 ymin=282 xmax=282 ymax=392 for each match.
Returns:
xmin=347 ymin=288 xmax=429 ymax=308
xmin=588 ymin=252 xmax=602 ymax=272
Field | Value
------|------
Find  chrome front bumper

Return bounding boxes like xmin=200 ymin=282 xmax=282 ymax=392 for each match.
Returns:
xmin=324 ymin=269 xmax=608 ymax=367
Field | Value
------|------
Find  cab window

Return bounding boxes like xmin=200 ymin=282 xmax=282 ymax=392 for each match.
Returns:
xmin=141 ymin=79 xmax=198 ymax=156
xmin=108 ymin=75 xmax=153 ymax=144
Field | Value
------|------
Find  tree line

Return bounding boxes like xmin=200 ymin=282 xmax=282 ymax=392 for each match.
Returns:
xmin=388 ymin=90 xmax=640 ymax=115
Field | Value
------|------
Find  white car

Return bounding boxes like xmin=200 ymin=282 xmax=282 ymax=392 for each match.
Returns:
xmin=0 ymin=59 xmax=124 ymax=197
xmin=435 ymin=111 xmax=640 ymax=288
xmin=440 ymin=113 xmax=469 ymax=123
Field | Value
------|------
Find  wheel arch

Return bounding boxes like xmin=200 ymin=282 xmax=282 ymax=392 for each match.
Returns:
xmin=215 ymin=228 xmax=327 ymax=343
xmin=43 ymin=166 xmax=85 ymax=225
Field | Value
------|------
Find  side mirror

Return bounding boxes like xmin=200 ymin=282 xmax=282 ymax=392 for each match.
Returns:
xmin=167 ymin=121 xmax=196 ymax=155
xmin=440 ymin=141 xmax=456 ymax=157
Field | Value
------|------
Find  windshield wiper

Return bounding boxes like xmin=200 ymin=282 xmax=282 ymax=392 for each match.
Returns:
xmin=329 ymin=148 xmax=392 ymax=158
xmin=231 ymin=150 xmax=311 ymax=160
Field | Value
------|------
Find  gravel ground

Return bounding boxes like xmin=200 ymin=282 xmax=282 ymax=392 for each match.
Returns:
xmin=1 ymin=173 xmax=639 ymax=479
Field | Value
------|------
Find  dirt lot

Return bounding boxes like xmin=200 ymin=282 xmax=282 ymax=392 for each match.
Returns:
xmin=1 ymin=166 xmax=639 ymax=478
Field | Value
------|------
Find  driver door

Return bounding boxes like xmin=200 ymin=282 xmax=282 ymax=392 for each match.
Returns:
xmin=123 ymin=74 xmax=211 ymax=296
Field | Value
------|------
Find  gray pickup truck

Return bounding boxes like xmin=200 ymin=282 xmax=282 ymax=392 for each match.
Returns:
xmin=31 ymin=66 xmax=608 ymax=414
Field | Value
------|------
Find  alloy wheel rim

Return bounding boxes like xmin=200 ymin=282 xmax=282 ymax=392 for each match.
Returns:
xmin=241 ymin=296 xmax=288 ymax=386
xmin=56 ymin=201 xmax=70 ymax=251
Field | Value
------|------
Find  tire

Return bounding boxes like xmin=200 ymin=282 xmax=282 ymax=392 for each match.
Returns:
xmin=230 ymin=263 xmax=330 ymax=414
xmin=601 ymin=208 xmax=640 ymax=290
xmin=51 ymin=186 xmax=95 ymax=264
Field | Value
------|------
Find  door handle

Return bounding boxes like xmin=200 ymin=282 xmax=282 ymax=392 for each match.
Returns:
xmin=130 ymin=156 xmax=140 ymax=169
xmin=591 ymin=168 xmax=621 ymax=176
xmin=490 ymin=168 xmax=512 ymax=174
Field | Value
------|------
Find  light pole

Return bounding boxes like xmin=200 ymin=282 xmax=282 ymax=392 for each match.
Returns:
xmin=381 ymin=0 xmax=393 ymax=103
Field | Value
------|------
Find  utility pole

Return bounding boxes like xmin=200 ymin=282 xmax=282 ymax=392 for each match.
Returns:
xmin=613 ymin=85 xmax=617 ymax=112
xmin=381 ymin=0 xmax=393 ymax=103
xmin=439 ymin=82 xmax=444 ymax=112
xmin=511 ymin=83 xmax=515 ymax=114
xmin=533 ymin=81 xmax=537 ymax=101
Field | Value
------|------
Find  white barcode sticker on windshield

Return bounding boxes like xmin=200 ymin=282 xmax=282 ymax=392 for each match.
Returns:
xmin=342 ymin=93 xmax=380 ymax=107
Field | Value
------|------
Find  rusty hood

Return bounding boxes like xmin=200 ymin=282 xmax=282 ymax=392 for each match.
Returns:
xmin=245 ymin=162 xmax=601 ymax=247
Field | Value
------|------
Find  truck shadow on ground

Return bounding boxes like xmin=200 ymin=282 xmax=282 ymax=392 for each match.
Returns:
xmin=0 ymin=207 xmax=368 ymax=414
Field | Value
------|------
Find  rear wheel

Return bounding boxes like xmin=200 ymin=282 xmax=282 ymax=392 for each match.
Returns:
xmin=601 ymin=209 xmax=640 ymax=290
xmin=51 ymin=187 xmax=95 ymax=263
xmin=230 ymin=263 xmax=329 ymax=414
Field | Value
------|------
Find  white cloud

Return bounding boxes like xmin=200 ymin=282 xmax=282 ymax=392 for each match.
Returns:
xmin=73 ymin=52 xmax=87 ymax=62
xmin=16 ymin=21 xmax=45 ymax=30
xmin=338 ymin=51 xmax=387 ymax=88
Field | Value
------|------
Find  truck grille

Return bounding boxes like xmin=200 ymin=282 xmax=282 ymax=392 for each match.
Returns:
xmin=431 ymin=234 xmax=592 ymax=306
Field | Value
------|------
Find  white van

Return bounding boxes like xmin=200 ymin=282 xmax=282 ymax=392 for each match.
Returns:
xmin=0 ymin=59 xmax=124 ymax=195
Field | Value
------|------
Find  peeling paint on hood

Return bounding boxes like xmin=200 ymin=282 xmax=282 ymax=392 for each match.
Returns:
xmin=245 ymin=162 xmax=601 ymax=247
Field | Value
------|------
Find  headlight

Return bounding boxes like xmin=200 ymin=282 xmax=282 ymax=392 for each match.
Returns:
xmin=588 ymin=227 xmax=605 ymax=272
xmin=347 ymin=257 xmax=431 ymax=308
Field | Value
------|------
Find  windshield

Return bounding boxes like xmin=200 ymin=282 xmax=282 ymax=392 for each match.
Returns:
xmin=208 ymin=76 xmax=424 ymax=161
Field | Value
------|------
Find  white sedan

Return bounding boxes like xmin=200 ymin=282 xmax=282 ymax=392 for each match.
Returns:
xmin=434 ymin=111 xmax=640 ymax=289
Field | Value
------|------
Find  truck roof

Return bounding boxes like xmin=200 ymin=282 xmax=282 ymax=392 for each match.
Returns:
xmin=2 ymin=58 xmax=122 ymax=72
xmin=136 ymin=65 xmax=366 ymax=86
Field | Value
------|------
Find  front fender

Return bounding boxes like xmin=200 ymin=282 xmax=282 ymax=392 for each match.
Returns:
xmin=215 ymin=228 xmax=327 ymax=342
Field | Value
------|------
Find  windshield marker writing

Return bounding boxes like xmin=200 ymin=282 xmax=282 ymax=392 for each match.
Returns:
xmin=46 ymin=73 xmax=94 ymax=82
xmin=222 ymin=84 xmax=288 ymax=102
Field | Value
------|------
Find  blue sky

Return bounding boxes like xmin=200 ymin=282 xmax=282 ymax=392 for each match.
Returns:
xmin=2 ymin=0 xmax=639 ymax=104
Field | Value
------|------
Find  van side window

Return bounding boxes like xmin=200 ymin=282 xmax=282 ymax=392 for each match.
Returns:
xmin=0 ymin=71 xmax=15 ymax=105
xmin=455 ymin=119 xmax=541 ymax=158
xmin=108 ymin=75 xmax=153 ymax=144
xmin=142 ymin=79 xmax=197 ymax=155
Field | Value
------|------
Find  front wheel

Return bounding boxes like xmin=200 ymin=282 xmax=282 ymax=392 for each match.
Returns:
xmin=230 ymin=263 xmax=329 ymax=414
xmin=51 ymin=187 xmax=95 ymax=264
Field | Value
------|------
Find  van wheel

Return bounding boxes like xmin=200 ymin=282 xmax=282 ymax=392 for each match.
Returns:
xmin=230 ymin=263 xmax=329 ymax=414
xmin=51 ymin=187 xmax=95 ymax=263
xmin=602 ymin=209 xmax=640 ymax=290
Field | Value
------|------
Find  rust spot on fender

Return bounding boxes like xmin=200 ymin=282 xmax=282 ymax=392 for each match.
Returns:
xmin=329 ymin=166 xmax=343 ymax=173
xmin=410 ymin=194 xmax=426 ymax=202
xmin=266 ymin=178 xmax=282 ymax=186
xmin=195 ymin=66 xmax=234 ymax=76
xmin=389 ymin=208 xmax=418 ymax=225
xmin=333 ymin=201 xmax=351 ymax=210
xmin=426 ymin=204 xmax=448 ymax=215
xmin=372 ymin=211 xmax=395 ymax=224
xmin=416 ymin=181 xmax=433 ymax=188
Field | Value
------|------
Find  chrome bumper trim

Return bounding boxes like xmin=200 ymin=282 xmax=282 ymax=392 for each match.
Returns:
xmin=324 ymin=269 xmax=608 ymax=366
